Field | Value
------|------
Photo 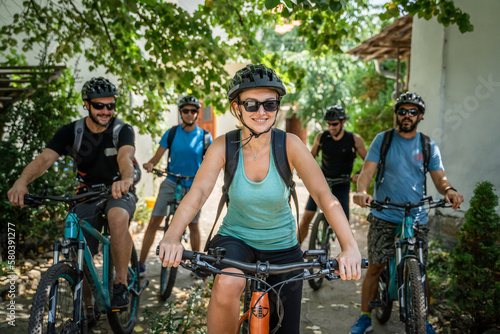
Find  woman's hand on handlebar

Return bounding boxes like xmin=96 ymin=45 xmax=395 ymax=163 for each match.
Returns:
xmin=158 ymin=235 xmax=185 ymax=268
xmin=353 ymin=192 xmax=373 ymax=208
xmin=335 ymin=247 xmax=363 ymax=281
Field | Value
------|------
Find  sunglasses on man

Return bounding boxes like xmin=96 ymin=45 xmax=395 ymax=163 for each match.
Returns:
xmin=327 ymin=121 xmax=341 ymax=127
xmin=181 ymin=108 xmax=198 ymax=114
xmin=90 ymin=102 xmax=116 ymax=111
xmin=396 ymin=108 xmax=420 ymax=117
xmin=238 ymin=100 xmax=280 ymax=112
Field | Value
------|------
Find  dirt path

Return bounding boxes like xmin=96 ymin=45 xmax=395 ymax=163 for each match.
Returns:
xmin=1 ymin=174 xmax=407 ymax=333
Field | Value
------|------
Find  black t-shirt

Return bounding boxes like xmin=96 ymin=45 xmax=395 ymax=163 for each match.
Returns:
xmin=47 ymin=117 xmax=135 ymax=186
xmin=320 ymin=130 xmax=357 ymax=178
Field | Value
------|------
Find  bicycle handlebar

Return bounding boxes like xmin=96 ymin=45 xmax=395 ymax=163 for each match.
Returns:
xmin=157 ymin=248 xmax=368 ymax=278
xmin=152 ymin=168 xmax=195 ymax=180
xmin=24 ymin=186 xmax=111 ymax=207
xmin=368 ymin=197 xmax=451 ymax=212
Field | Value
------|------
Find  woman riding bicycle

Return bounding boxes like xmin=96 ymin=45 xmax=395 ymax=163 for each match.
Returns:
xmin=158 ymin=64 xmax=362 ymax=333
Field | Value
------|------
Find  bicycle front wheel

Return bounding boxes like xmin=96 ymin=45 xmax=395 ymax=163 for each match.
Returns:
xmin=307 ymin=213 xmax=333 ymax=290
xmin=107 ymin=245 xmax=140 ymax=334
xmin=159 ymin=266 xmax=178 ymax=300
xmin=404 ymin=258 xmax=426 ymax=334
xmin=28 ymin=262 xmax=87 ymax=334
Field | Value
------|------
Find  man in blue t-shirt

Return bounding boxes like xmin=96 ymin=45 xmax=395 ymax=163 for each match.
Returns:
xmin=138 ymin=96 xmax=213 ymax=276
xmin=349 ymin=92 xmax=463 ymax=334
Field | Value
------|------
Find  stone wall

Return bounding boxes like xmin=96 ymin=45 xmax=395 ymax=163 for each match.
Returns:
xmin=428 ymin=214 xmax=465 ymax=250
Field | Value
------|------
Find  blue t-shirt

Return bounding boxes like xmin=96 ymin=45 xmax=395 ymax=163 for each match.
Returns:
xmin=218 ymin=145 xmax=297 ymax=250
xmin=366 ymin=131 xmax=444 ymax=224
xmin=158 ymin=125 xmax=213 ymax=188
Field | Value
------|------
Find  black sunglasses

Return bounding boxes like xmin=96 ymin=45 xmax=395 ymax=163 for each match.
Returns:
xmin=238 ymin=100 xmax=280 ymax=112
xmin=90 ymin=102 xmax=116 ymax=111
xmin=181 ymin=108 xmax=198 ymax=114
xmin=396 ymin=108 xmax=420 ymax=117
xmin=327 ymin=121 xmax=340 ymax=127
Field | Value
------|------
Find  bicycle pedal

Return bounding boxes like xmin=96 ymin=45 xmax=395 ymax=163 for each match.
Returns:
xmin=369 ymin=301 xmax=383 ymax=309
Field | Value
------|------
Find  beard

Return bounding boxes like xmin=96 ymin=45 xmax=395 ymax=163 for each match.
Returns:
xmin=397 ymin=117 xmax=419 ymax=133
xmin=88 ymin=110 xmax=111 ymax=128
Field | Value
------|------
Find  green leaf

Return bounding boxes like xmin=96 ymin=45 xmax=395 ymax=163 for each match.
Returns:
xmin=265 ymin=0 xmax=281 ymax=10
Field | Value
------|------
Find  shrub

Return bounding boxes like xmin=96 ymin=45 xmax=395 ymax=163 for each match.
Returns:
xmin=1 ymin=52 xmax=79 ymax=260
xmin=449 ymin=181 xmax=500 ymax=333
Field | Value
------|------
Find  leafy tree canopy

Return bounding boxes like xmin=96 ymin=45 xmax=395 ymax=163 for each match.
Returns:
xmin=0 ymin=0 xmax=473 ymax=136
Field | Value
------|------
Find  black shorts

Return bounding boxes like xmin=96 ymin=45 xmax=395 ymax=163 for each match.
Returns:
xmin=304 ymin=182 xmax=350 ymax=219
xmin=208 ymin=235 xmax=303 ymax=334
xmin=74 ymin=192 xmax=137 ymax=254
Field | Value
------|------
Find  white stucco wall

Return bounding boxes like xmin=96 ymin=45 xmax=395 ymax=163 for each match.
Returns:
xmin=409 ymin=0 xmax=500 ymax=214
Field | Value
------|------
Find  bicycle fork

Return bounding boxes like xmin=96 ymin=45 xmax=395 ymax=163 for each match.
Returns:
xmin=50 ymin=241 xmax=85 ymax=332
xmin=396 ymin=240 xmax=428 ymax=323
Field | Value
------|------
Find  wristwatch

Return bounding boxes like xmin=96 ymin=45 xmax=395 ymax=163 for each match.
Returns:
xmin=445 ymin=187 xmax=457 ymax=194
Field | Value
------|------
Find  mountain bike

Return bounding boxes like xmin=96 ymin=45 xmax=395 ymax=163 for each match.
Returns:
xmin=307 ymin=175 xmax=351 ymax=290
xmin=152 ymin=168 xmax=195 ymax=300
xmin=368 ymin=197 xmax=451 ymax=334
xmin=25 ymin=185 xmax=148 ymax=334
xmin=157 ymin=246 xmax=368 ymax=334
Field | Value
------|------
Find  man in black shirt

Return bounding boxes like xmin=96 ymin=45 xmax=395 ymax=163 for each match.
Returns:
xmin=298 ymin=105 xmax=367 ymax=243
xmin=8 ymin=77 xmax=137 ymax=321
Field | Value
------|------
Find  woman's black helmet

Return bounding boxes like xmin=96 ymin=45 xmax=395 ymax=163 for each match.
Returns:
xmin=394 ymin=92 xmax=426 ymax=113
xmin=81 ymin=77 xmax=118 ymax=100
xmin=324 ymin=105 xmax=346 ymax=121
xmin=178 ymin=95 xmax=201 ymax=109
xmin=227 ymin=64 xmax=287 ymax=101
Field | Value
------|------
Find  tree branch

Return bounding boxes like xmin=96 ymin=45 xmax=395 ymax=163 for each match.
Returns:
xmin=67 ymin=0 xmax=91 ymax=27
xmin=96 ymin=7 xmax=115 ymax=52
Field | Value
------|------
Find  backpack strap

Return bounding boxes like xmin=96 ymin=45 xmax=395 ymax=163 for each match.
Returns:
xmin=271 ymin=128 xmax=301 ymax=242
xmin=72 ymin=117 xmax=86 ymax=172
xmin=203 ymin=129 xmax=210 ymax=157
xmin=112 ymin=118 xmax=125 ymax=148
xmin=204 ymin=129 xmax=240 ymax=251
xmin=420 ymin=132 xmax=431 ymax=195
xmin=375 ymin=129 xmax=395 ymax=189
xmin=318 ymin=130 xmax=329 ymax=149
xmin=165 ymin=125 xmax=179 ymax=166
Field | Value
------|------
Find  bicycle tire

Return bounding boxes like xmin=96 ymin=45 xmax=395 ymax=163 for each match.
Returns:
xmin=404 ymin=258 xmax=426 ymax=334
xmin=240 ymin=280 xmax=252 ymax=334
xmin=107 ymin=245 xmax=140 ymax=334
xmin=159 ymin=209 xmax=179 ymax=301
xmin=307 ymin=213 xmax=333 ymax=290
xmin=374 ymin=264 xmax=393 ymax=323
xmin=28 ymin=262 xmax=87 ymax=334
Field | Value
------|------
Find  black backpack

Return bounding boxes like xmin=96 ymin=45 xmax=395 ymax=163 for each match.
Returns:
xmin=72 ymin=117 xmax=142 ymax=185
xmin=165 ymin=125 xmax=211 ymax=164
xmin=375 ymin=129 xmax=431 ymax=194
xmin=204 ymin=128 xmax=300 ymax=251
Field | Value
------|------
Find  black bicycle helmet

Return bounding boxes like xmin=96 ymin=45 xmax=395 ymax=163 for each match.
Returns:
xmin=394 ymin=92 xmax=426 ymax=113
xmin=178 ymin=95 xmax=201 ymax=109
xmin=227 ymin=64 xmax=287 ymax=101
xmin=81 ymin=77 xmax=118 ymax=100
xmin=324 ymin=105 xmax=346 ymax=121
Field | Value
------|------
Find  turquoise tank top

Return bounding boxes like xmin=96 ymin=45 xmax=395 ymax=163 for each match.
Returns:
xmin=218 ymin=145 xmax=297 ymax=250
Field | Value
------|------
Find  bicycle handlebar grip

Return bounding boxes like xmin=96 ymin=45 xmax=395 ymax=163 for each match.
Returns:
xmin=361 ymin=259 xmax=369 ymax=268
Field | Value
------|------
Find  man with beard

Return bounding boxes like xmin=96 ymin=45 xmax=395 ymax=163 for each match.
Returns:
xmin=349 ymin=92 xmax=463 ymax=334
xmin=138 ymin=95 xmax=212 ymax=277
xmin=297 ymin=105 xmax=367 ymax=243
xmin=8 ymin=77 xmax=137 ymax=325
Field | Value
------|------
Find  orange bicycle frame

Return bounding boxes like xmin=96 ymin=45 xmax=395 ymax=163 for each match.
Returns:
xmin=237 ymin=290 xmax=270 ymax=334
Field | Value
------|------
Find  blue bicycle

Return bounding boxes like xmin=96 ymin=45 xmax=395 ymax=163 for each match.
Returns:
xmin=368 ymin=197 xmax=451 ymax=334
xmin=25 ymin=185 xmax=148 ymax=334
xmin=152 ymin=168 xmax=195 ymax=300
